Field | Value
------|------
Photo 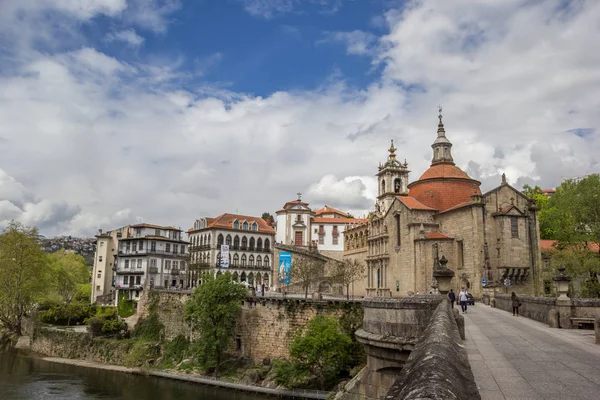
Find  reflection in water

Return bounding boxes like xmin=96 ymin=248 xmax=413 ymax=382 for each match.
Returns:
xmin=0 ymin=350 xmax=271 ymax=400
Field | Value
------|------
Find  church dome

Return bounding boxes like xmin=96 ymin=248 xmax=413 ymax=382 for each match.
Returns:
xmin=407 ymin=110 xmax=481 ymax=211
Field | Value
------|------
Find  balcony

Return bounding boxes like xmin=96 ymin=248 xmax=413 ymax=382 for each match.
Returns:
xmin=115 ymin=269 xmax=145 ymax=275
xmin=118 ymin=249 xmax=187 ymax=257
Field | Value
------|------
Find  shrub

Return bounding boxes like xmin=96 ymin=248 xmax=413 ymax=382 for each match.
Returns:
xmin=162 ymin=334 xmax=190 ymax=367
xmin=132 ymin=313 xmax=163 ymax=341
xmin=87 ymin=316 xmax=105 ymax=337
xmin=124 ymin=341 xmax=161 ymax=368
xmin=102 ymin=318 xmax=126 ymax=335
xmin=117 ymin=291 xmax=136 ymax=318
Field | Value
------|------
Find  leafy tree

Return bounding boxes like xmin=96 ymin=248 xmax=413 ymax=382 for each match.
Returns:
xmin=291 ymin=255 xmax=325 ymax=299
xmin=345 ymin=213 xmax=355 ymax=219
xmin=261 ymin=212 xmax=274 ymax=226
xmin=548 ymin=247 xmax=600 ymax=298
xmin=274 ymin=315 xmax=353 ymax=389
xmin=48 ymin=249 xmax=90 ymax=305
xmin=185 ymin=272 xmax=247 ymax=376
xmin=331 ymin=259 xmax=366 ymax=300
xmin=0 ymin=222 xmax=50 ymax=335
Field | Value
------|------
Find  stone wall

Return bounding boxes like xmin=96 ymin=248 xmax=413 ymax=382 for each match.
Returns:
xmin=140 ymin=289 xmax=363 ymax=362
xmin=495 ymin=294 xmax=555 ymax=324
xmin=30 ymin=329 xmax=134 ymax=365
xmin=385 ymin=301 xmax=480 ymax=400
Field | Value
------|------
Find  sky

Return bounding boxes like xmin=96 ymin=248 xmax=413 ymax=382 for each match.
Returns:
xmin=0 ymin=0 xmax=598 ymax=237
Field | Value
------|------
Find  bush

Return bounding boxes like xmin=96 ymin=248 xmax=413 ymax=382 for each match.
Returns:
xmin=39 ymin=304 xmax=96 ymax=326
xmin=124 ymin=341 xmax=161 ymax=368
xmin=102 ymin=318 xmax=126 ymax=335
xmin=273 ymin=359 xmax=313 ymax=389
xmin=132 ymin=313 xmax=163 ymax=341
xmin=87 ymin=316 xmax=105 ymax=337
xmin=162 ymin=334 xmax=190 ymax=367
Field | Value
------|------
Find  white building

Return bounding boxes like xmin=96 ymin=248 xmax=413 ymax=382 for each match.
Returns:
xmin=91 ymin=223 xmax=188 ymax=304
xmin=188 ymin=214 xmax=275 ymax=289
xmin=275 ymin=196 xmax=366 ymax=257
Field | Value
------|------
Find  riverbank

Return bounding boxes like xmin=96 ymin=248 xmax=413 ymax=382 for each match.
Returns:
xmin=40 ymin=355 xmax=330 ymax=399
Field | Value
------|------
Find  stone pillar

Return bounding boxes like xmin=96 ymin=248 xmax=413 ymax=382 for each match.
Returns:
xmin=433 ymin=255 xmax=455 ymax=295
xmin=553 ymin=265 xmax=572 ymax=329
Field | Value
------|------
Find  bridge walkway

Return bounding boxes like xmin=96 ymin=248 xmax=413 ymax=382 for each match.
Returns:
xmin=464 ymin=304 xmax=600 ymax=400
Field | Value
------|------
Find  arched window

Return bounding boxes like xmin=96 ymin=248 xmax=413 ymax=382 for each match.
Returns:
xmin=263 ymin=273 xmax=269 ymax=285
xmin=207 ymin=234 xmax=211 ymax=245
xmin=226 ymin=235 xmax=232 ymax=246
xmin=252 ymin=222 xmax=258 ymax=231
xmin=217 ymin=234 xmax=224 ymax=246
xmin=264 ymin=256 xmax=270 ymax=268
xmin=232 ymin=272 xmax=239 ymax=282
xmin=257 ymin=238 xmax=263 ymax=250
xmin=249 ymin=237 xmax=255 ymax=251
xmin=381 ymin=179 xmax=385 ymax=194
xmin=249 ymin=255 xmax=254 ymax=267
xmin=242 ymin=236 xmax=248 ymax=249
xmin=240 ymin=272 xmax=247 ymax=282
xmin=248 ymin=272 xmax=254 ymax=285
xmin=241 ymin=254 xmax=247 ymax=266
xmin=264 ymin=239 xmax=270 ymax=251
xmin=233 ymin=254 xmax=239 ymax=266
xmin=242 ymin=221 xmax=249 ymax=230
xmin=233 ymin=220 xmax=239 ymax=229
xmin=256 ymin=255 xmax=262 ymax=268
xmin=216 ymin=252 xmax=221 ymax=265
xmin=234 ymin=235 xmax=240 ymax=249
xmin=394 ymin=178 xmax=401 ymax=193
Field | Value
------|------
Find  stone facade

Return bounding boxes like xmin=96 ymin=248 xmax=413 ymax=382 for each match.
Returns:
xmin=345 ymin=114 xmax=542 ymax=299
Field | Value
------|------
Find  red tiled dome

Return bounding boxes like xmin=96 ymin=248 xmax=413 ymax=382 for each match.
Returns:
xmin=408 ymin=164 xmax=481 ymax=211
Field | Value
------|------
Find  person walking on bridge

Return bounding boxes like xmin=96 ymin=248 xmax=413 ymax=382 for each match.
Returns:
xmin=448 ymin=289 xmax=456 ymax=308
xmin=459 ymin=287 xmax=468 ymax=313
xmin=511 ymin=292 xmax=521 ymax=316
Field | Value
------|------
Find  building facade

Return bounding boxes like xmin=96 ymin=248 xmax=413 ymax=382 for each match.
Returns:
xmin=188 ymin=214 xmax=275 ymax=289
xmin=345 ymin=112 xmax=542 ymax=298
xmin=91 ymin=225 xmax=130 ymax=303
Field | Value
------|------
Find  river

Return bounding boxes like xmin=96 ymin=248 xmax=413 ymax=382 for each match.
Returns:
xmin=0 ymin=350 xmax=273 ymax=400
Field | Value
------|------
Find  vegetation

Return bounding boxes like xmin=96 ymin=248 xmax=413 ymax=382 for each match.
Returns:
xmin=48 ymin=249 xmax=90 ymax=305
xmin=117 ymin=291 xmax=136 ymax=318
xmin=0 ymin=222 xmax=50 ymax=335
xmin=132 ymin=292 xmax=163 ymax=341
xmin=274 ymin=315 xmax=354 ymax=390
xmin=331 ymin=259 xmax=366 ymax=300
xmin=185 ymin=272 xmax=247 ymax=376
xmin=290 ymin=255 xmax=325 ymax=299
xmin=261 ymin=212 xmax=274 ymax=226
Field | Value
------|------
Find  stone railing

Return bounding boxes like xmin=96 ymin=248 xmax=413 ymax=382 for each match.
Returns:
xmin=494 ymin=294 xmax=556 ymax=325
xmin=386 ymin=301 xmax=480 ymax=400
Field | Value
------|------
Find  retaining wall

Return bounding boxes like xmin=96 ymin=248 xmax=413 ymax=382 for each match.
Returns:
xmin=494 ymin=295 xmax=600 ymax=325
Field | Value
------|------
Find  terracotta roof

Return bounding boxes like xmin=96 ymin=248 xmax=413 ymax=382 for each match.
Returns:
xmin=189 ymin=213 xmax=275 ymax=234
xmin=312 ymin=217 xmax=366 ymax=224
xmin=282 ymin=199 xmax=310 ymax=209
xmin=131 ymin=223 xmax=180 ymax=231
xmin=540 ymin=240 xmax=599 ymax=252
xmin=397 ymin=196 xmax=437 ymax=211
xmin=424 ymin=232 xmax=453 ymax=240
xmin=314 ymin=205 xmax=347 ymax=217
xmin=417 ymin=163 xmax=474 ymax=181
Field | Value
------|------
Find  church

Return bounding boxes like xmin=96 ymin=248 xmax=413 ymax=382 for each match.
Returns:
xmin=343 ymin=111 xmax=542 ymax=298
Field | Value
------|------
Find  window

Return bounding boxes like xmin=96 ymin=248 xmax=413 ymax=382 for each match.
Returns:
xmin=136 ymin=276 xmax=141 ymax=285
xmin=124 ymin=260 xmax=130 ymax=269
xmin=511 ymin=217 xmax=519 ymax=238
xmin=233 ymin=220 xmax=240 ymax=229
xmin=233 ymin=254 xmax=239 ymax=266
xmin=173 ymin=245 xmax=178 ymax=254
xmin=117 ymin=232 xmax=122 ymax=238
xmin=394 ymin=178 xmax=401 ymax=193
xmin=249 ymin=255 xmax=254 ymax=267
xmin=333 ymin=236 xmax=339 ymax=245
xmin=226 ymin=235 xmax=232 ymax=246
xmin=318 ymin=225 xmax=325 ymax=245
xmin=100 ymin=242 xmax=104 ymax=247
xmin=217 ymin=234 xmax=224 ymax=245
xmin=165 ymin=260 xmax=171 ymax=270
xmin=242 ymin=237 xmax=248 ymax=249
xmin=264 ymin=239 xmax=270 ymax=251
xmin=166 ymin=243 xmax=171 ymax=252
xmin=138 ymin=241 xmax=143 ymax=250
xmin=137 ymin=259 xmax=142 ymax=269
xmin=241 ymin=254 xmax=247 ymax=266
xmin=180 ymin=261 xmax=186 ymax=270
xmin=242 ymin=221 xmax=249 ymax=230
xmin=181 ymin=244 xmax=185 ymax=253
xmin=252 ymin=222 xmax=258 ymax=231
xmin=135 ymin=228 xmax=141 ymax=236
xmin=395 ymin=214 xmax=401 ymax=246
xmin=99 ymin=256 xmax=103 ymax=262
xmin=457 ymin=240 xmax=464 ymax=268
xmin=151 ymin=241 xmax=156 ymax=251
xmin=173 ymin=261 xmax=179 ymax=270
xmin=381 ymin=179 xmax=385 ymax=194
xmin=296 ymin=214 xmax=302 ymax=222
xmin=126 ymin=242 xmax=131 ymax=251
xmin=150 ymin=259 xmax=157 ymax=268
xmin=97 ymin=272 xmax=102 ymax=278
xmin=264 ymin=256 xmax=270 ymax=268
xmin=234 ymin=236 xmax=240 ymax=249
xmin=249 ymin=237 xmax=255 ymax=251
xmin=155 ymin=229 xmax=160 ymax=236
xmin=256 ymin=256 xmax=262 ymax=268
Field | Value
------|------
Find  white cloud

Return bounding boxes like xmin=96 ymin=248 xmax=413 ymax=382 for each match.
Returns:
xmin=105 ymin=29 xmax=145 ymax=47
xmin=0 ymin=0 xmax=599 ymax=238
xmin=240 ymin=0 xmax=342 ymax=19
xmin=319 ymin=30 xmax=378 ymax=56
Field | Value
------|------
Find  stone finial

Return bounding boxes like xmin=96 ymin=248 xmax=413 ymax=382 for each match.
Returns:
xmin=501 ymin=173 xmax=507 ymax=185
xmin=297 ymin=192 xmax=302 ymax=201
xmin=553 ymin=264 xmax=572 ymax=301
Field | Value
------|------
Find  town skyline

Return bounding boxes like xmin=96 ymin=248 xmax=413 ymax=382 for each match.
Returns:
xmin=1 ymin=0 xmax=599 ymax=237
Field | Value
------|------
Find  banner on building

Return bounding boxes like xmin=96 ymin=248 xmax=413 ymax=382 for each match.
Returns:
xmin=220 ymin=244 xmax=229 ymax=268
xmin=278 ymin=251 xmax=292 ymax=285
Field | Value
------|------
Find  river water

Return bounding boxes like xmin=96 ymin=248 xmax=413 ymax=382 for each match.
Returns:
xmin=0 ymin=350 xmax=272 ymax=400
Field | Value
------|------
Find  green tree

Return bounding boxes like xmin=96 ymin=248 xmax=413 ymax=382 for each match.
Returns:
xmin=274 ymin=315 xmax=353 ymax=389
xmin=548 ymin=247 xmax=600 ymax=298
xmin=0 ymin=222 xmax=50 ymax=335
xmin=48 ymin=249 xmax=90 ymax=305
xmin=291 ymin=255 xmax=324 ymax=299
xmin=185 ymin=272 xmax=247 ymax=376
xmin=331 ymin=259 xmax=365 ymax=300
xmin=261 ymin=212 xmax=274 ymax=226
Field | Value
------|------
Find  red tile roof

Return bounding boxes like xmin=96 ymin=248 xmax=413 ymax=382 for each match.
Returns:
xmin=314 ymin=205 xmax=347 ymax=217
xmin=418 ymin=164 xmax=474 ymax=180
xmin=424 ymin=232 xmax=453 ymax=240
xmin=189 ymin=214 xmax=275 ymax=234
xmin=283 ymin=199 xmax=310 ymax=209
xmin=397 ymin=196 xmax=437 ymax=211
xmin=540 ymin=240 xmax=599 ymax=252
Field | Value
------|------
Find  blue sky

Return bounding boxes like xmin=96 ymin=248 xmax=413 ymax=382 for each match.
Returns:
xmin=0 ymin=0 xmax=598 ymax=236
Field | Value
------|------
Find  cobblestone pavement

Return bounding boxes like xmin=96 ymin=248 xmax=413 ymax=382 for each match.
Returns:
xmin=464 ymin=304 xmax=600 ymax=400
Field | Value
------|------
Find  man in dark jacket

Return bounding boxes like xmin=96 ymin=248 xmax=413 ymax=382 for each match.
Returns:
xmin=448 ymin=289 xmax=456 ymax=308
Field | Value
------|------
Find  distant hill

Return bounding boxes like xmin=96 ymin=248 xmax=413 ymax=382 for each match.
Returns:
xmin=39 ymin=236 xmax=96 ymax=266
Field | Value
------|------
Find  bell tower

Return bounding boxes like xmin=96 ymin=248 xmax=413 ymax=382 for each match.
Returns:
xmin=376 ymin=140 xmax=410 ymax=213
xmin=431 ymin=106 xmax=454 ymax=165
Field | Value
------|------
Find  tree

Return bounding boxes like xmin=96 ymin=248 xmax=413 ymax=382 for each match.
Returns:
xmin=274 ymin=315 xmax=353 ymax=389
xmin=261 ymin=212 xmax=274 ymax=227
xmin=547 ymin=247 xmax=600 ymax=298
xmin=0 ymin=222 xmax=50 ymax=335
xmin=185 ymin=272 xmax=247 ymax=376
xmin=331 ymin=259 xmax=366 ymax=300
xmin=291 ymin=255 xmax=324 ymax=299
xmin=48 ymin=249 xmax=90 ymax=305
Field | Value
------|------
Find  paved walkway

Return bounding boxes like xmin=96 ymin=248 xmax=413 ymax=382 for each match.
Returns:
xmin=464 ymin=304 xmax=600 ymax=400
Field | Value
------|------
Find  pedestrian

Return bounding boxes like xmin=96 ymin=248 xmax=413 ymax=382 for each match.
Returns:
xmin=511 ymin=291 xmax=521 ymax=316
xmin=459 ymin=287 xmax=468 ymax=314
xmin=448 ymin=289 xmax=456 ymax=308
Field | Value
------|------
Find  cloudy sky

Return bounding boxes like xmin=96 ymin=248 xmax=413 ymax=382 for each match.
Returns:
xmin=0 ymin=0 xmax=598 ymax=237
